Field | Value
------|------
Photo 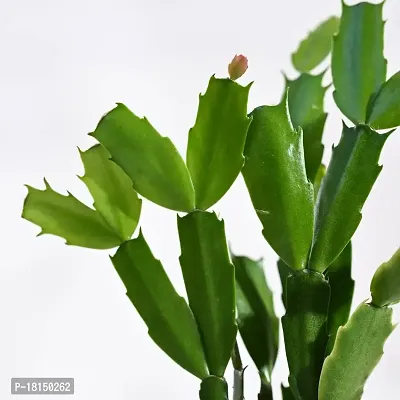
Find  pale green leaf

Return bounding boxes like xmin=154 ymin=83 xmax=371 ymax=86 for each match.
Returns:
xmin=91 ymin=104 xmax=195 ymax=212
xmin=319 ymin=302 xmax=394 ymax=400
xmin=292 ymin=16 xmax=340 ymax=73
xmin=22 ymin=179 xmax=122 ymax=249
xmin=79 ymin=144 xmax=141 ymax=241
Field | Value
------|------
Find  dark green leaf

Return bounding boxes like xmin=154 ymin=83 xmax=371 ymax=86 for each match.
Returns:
xmin=302 ymin=114 xmax=327 ymax=184
xmin=187 ymin=76 xmax=252 ymax=209
xmin=319 ymin=302 xmax=394 ymax=400
xmin=79 ymin=144 xmax=142 ymax=241
xmin=91 ymin=104 xmax=195 ymax=212
xmin=285 ymin=72 xmax=328 ymax=183
xmin=281 ymin=385 xmax=295 ymax=400
xmin=199 ymin=376 xmax=229 ymax=400
xmin=22 ymin=179 xmax=122 ymax=249
xmin=326 ymin=242 xmax=354 ymax=355
xmin=332 ymin=2 xmax=386 ymax=124
xmin=111 ymin=232 xmax=208 ymax=379
xmin=178 ymin=211 xmax=236 ymax=376
xmin=258 ymin=381 xmax=273 ymax=400
xmin=282 ymin=270 xmax=330 ymax=400
xmin=233 ymin=256 xmax=279 ymax=379
xmin=367 ymin=71 xmax=400 ymax=129
xmin=292 ymin=16 xmax=340 ymax=73
xmin=371 ymin=247 xmax=400 ymax=307
xmin=242 ymin=94 xmax=314 ymax=270
xmin=309 ymin=124 xmax=391 ymax=272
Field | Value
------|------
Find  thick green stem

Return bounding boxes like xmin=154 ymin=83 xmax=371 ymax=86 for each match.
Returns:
xmin=199 ymin=376 xmax=228 ymax=400
xmin=281 ymin=270 xmax=330 ymax=400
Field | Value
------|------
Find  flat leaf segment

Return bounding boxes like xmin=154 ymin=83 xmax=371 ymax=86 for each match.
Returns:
xmin=332 ymin=1 xmax=386 ymax=124
xmin=242 ymin=95 xmax=314 ymax=270
xmin=282 ymin=270 xmax=330 ymax=400
xmin=178 ymin=211 xmax=236 ymax=376
xmin=310 ymin=124 xmax=390 ymax=272
xmin=319 ymin=302 xmax=394 ymax=400
xmin=187 ymin=76 xmax=252 ymax=210
xmin=91 ymin=103 xmax=195 ymax=212
xmin=233 ymin=256 xmax=279 ymax=380
xmin=112 ymin=232 xmax=208 ymax=379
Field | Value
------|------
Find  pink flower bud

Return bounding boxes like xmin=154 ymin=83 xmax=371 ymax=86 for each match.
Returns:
xmin=228 ymin=54 xmax=248 ymax=80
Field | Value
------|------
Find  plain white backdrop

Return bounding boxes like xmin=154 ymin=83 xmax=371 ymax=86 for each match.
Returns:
xmin=1 ymin=0 xmax=400 ymax=398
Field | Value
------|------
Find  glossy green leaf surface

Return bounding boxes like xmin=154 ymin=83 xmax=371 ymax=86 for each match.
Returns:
xmin=285 ymin=72 xmax=328 ymax=183
xmin=233 ymin=256 xmax=279 ymax=379
xmin=242 ymin=95 xmax=314 ymax=270
xmin=199 ymin=376 xmax=229 ymax=400
xmin=319 ymin=302 xmax=394 ymax=400
xmin=22 ymin=179 xmax=122 ymax=249
xmin=79 ymin=144 xmax=142 ymax=241
xmin=111 ymin=232 xmax=208 ymax=379
xmin=367 ymin=71 xmax=400 ymax=129
xmin=178 ymin=211 xmax=236 ymax=376
xmin=282 ymin=270 xmax=330 ymax=400
xmin=186 ymin=76 xmax=252 ymax=209
xmin=292 ymin=16 xmax=339 ymax=73
xmin=326 ymin=242 xmax=354 ymax=355
xmin=309 ymin=124 xmax=390 ymax=272
xmin=332 ymin=1 xmax=386 ymax=124
xmin=371 ymin=247 xmax=400 ymax=307
xmin=91 ymin=103 xmax=195 ymax=212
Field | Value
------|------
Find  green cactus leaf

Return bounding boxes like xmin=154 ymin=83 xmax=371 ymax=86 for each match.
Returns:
xmin=309 ymin=123 xmax=391 ymax=272
xmin=186 ymin=76 xmax=252 ymax=210
xmin=281 ymin=385 xmax=295 ymax=400
xmin=258 ymin=381 xmax=273 ymax=400
xmin=367 ymin=71 xmax=400 ymax=129
xmin=371 ymin=247 xmax=400 ymax=307
xmin=78 ymin=144 xmax=142 ymax=241
xmin=325 ymin=242 xmax=354 ymax=354
xmin=282 ymin=270 xmax=330 ymax=400
xmin=199 ymin=376 xmax=229 ymax=400
xmin=291 ymin=16 xmax=340 ymax=73
xmin=111 ymin=232 xmax=208 ymax=379
xmin=178 ymin=211 xmax=236 ymax=376
xmin=242 ymin=94 xmax=314 ymax=270
xmin=232 ymin=255 xmax=279 ymax=380
xmin=318 ymin=302 xmax=395 ymax=400
xmin=285 ymin=72 xmax=328 ymax=183
xmin=22 ymin=179 xmax=123 ymax=249
xmin=332 ymin=1 xmax=386 ymax=124
xmin=90 ymin=103 xmax=195 ymax=212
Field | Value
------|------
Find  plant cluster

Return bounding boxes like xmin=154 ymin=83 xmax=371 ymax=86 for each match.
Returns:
xmin=22 ymin=1 xmax=400 ymax=399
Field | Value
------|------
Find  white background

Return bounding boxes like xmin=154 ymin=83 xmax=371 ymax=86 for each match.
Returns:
xmin=1 ymin=0 xmax=400 ymax=398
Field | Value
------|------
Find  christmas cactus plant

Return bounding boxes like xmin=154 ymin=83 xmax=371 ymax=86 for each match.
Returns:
xmin=22 ymin=1 xmax=400 ymax=399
